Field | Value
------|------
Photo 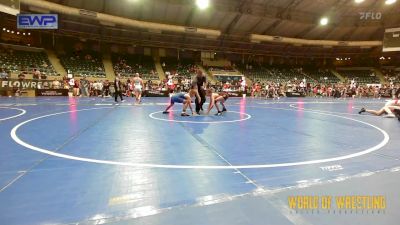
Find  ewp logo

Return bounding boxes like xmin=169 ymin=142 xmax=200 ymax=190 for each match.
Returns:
xmin=17 ymin=14 xmax=58 ymax=29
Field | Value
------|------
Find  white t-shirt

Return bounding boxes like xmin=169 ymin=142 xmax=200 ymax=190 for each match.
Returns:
xmin=69 ymin=78 xmax=75 ymax=86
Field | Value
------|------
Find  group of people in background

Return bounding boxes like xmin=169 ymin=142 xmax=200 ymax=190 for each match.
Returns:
xmin=249 ymin=78 xmax=400 ymax=100
xmin=65 ymin=74 xmax=144 ymax=103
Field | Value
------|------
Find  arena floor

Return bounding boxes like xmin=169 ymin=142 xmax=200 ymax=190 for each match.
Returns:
xmin=0 ymin=96 xmax=399 ymax=225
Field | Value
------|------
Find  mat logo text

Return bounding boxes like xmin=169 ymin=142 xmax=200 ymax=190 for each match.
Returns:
xmin=288 ymin=195 xmax=386 ymax=210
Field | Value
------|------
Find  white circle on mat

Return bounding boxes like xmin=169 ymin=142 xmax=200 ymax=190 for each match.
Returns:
xmin=10 ymin=106 xmax=389 ymax=169
xmin=149 ymin=110 xmax=251 ymax=124
xmin=0 ymin=107 xmax=26 ymax=121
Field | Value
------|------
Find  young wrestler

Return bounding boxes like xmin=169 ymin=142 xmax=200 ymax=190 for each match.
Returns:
xmin=162 ymin=85 xmax=200 ymax=116
xmin=206 ymin=90 xmax=229 ymax=116
xmin=359 ymin=99 xmax=400 ymax=118
xmin=132 ymin=73 xmax=144 ymax=104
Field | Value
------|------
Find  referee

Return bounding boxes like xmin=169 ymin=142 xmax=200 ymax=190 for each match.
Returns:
xmin=114 ymin=75 xmax=124 ymax=103
xmin=194 ymin=69 xmax=206 ymax=114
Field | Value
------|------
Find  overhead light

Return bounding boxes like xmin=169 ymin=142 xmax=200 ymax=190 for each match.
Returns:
xmin=23 ymin=33 xmax=25 ymax=35
xmin=6 ymin=30 xmax=9 ymax=32
xmin=385 ymin=0 xmax=396 ymax=4
xmin=355 ymin=0 xmax=364 ymax=3
xmin=196 ymin=0 xmax=209 ymax=10
xmin=28 ymin=33 xmax=31 ymax=35
xmin=16 ymin=32 xmax=19 ymax=34
xmin=2 ymin=28 xmax=5 ymax=31
xmin=11 ymin=31 xmax=14 ymax=33
xmin=388 ymin=57 xmax=391 ymax=59
xmin=320 ymin=17 xmax=329 ymax=26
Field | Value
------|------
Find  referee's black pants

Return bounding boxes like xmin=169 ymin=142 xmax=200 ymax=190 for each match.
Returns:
xmin=195 ymin=88 xmax=206 ymax=113
xmin=114 ymin=90 xmax=123 ymax=102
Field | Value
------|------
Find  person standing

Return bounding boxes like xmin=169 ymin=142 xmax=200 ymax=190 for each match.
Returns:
xmin=114 ymin=76 xmax=124 ymax=103
xmin=240 ymin=76 xmax=246 ymax=92
xmin=133 ymin=73 xmax=144 ymax=104
xmin=103 ymin=80 xmax=110 ymax=97
xmin=166 ymin=72 xmax=175 ymax=93
xmin=80 ymin=76 xmax=89 ymax=97
xmin=73 ymin=78 xmax=80 ymax=97
xmin=194 ymin=70 xmax=206 ymax=114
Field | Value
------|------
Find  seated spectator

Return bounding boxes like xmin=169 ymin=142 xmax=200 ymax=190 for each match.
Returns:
xmin=41 ymin=72 xmax=47 ymax=80
xmin=52 ymin=80 xmax=61 ymax=89
xmin=33 ymin=69 xmax=41 ymax=79
xmin=0 ymin=69 xmax=8 ymax=79
xmin=18 ymin=73 xmax=26 ymax=80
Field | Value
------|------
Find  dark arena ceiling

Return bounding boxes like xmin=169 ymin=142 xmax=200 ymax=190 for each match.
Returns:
xmin=12 ymin=0 xmax=400 ymax=56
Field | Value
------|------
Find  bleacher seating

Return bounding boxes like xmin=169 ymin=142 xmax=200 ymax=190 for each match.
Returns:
xmin=0 ymin=45 xmax=57 ymax=76
xmin=113 ymin=54 xmax=158 ymax=80
xmin=203 ymin=64 xmax=242 ymax=84
xmin=161 ymin=57 xmax=196 ymax=79
xmin=206 ymin=66 xmax=236 ymax=73
xmin=214 ymin=75 xmax=242 ymax=83
xmin=238 ymin=64 xmax=307 ymax=84
xmin=381 ymin=68 xmax=400 ymax=83
xmin=59 ymin=51 xmax=106 ymax=78
xmin=339 ymin=70 xmax=380 ymax=84
xmin=304 ymin=69 xmax=340 ymax=84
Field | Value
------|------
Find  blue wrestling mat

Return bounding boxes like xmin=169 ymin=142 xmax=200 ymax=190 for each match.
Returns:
xmin=0 ymin=97 xmax=399 ymax=225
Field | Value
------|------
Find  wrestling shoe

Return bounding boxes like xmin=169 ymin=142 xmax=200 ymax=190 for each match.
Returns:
xmin=222 ymin=107 xmax=227 ymax=112
xmin=181 ymin=112 xmax=190 ymax=116
xmin=162 ymin=111 xmax=169 ymax=114
xmin=215 ymin=111 xmax=222 ymax=116
xmin=358 ymin=108 xmax=366 ymax=114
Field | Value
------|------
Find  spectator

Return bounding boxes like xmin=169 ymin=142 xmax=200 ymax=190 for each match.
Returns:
xmin=0 ymin=69 xmax=9 ymax=79
xmin=73 ymin=78 xmax=80 ymax=97
xmin=103 ymin=80 xmax=110 ymax=97
xmin=33 ymin=69 xmax=41 ymax=79
xmin=52 ymin=80 xmax=61 ymax=89
xmin=80 ymin=76 xmax=89 ymax=97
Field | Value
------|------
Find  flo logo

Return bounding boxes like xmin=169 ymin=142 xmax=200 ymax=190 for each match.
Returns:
xmin=359 ymin=12 xmax=382 ymax=20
